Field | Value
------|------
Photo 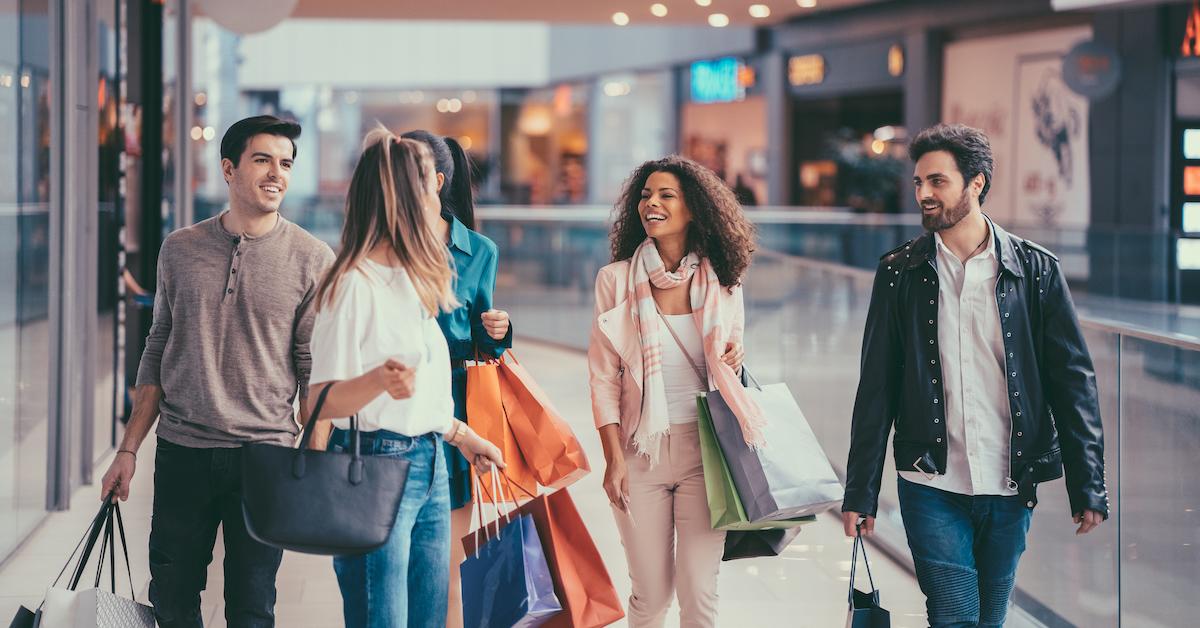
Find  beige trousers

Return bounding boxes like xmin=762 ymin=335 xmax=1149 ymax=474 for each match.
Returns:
xmin=612 ymin=423 xmax=726 ymax=628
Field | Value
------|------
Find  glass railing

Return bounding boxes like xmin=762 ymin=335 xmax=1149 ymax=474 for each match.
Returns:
xmin=442 ymin=207 xmax=1198 ymax=628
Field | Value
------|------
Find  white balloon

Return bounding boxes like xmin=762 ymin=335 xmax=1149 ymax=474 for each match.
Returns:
xmin=198 ymin=0 xmax=298 ymax=35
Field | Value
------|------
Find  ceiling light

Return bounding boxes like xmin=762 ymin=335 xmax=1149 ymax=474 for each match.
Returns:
xmin=202 ymin=126 xmax=216 ymax=141
xmin=447 ymin=98 xmax=463 ymax=113
xmin=695 ymin=0 xmax=712 ymax=6
xmin=749 ymin=4 xmax=770 ymax=18
xmin=650 ymin=3 xmax=668 ymax=17
xmin=459 ymin=136 xmax=473 ymax=150
xmin=436 ymin=98 xmax=450 ymax=113
xmin=708 ymin=13 xmax=729 ymax=27
xmin=612 ymin=11 xmax=630 ymax=26
xmin=797 ymin=0 xmax=817 ymax=7
xmin=190 ymin=126 xmax=203 ymax=141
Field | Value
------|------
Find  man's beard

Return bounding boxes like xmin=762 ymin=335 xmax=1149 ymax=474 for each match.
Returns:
xmin=922 ymin=189 xmax=972 ymax=232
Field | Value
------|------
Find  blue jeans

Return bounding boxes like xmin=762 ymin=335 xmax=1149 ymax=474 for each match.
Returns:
xmin=330 ymin=429 xmax=451 ymax=628
xmin=897 ymin=477 xmax=1033 ymax=628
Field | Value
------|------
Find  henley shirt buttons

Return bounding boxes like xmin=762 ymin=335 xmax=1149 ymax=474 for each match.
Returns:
xmin=227 ymin=289 xmax=233 ymax=294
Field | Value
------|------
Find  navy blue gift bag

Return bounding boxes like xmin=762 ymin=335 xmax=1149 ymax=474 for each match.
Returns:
xmin=460 ymin=475 xmax=561 ymax=628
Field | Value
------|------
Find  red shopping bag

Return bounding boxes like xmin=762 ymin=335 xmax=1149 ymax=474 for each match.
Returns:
xmin=467 ymin=358 xmax=538 ymax=502
xmin=463 ymin=487 xmax=625 ymax=628
xmin=498 ymin=352 xmax=590 ymax=488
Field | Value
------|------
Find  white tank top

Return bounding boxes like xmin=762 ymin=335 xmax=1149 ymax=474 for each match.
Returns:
xmin=659 ymin=313 xmax=708 ymax=425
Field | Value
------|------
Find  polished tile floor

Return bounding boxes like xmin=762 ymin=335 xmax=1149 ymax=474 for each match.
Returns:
xmin=1 ymin=341 xmax=935 ymax=627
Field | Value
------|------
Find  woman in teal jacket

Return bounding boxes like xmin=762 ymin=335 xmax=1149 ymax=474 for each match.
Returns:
xmin=402 ymin=130 xmax=512 ymax=628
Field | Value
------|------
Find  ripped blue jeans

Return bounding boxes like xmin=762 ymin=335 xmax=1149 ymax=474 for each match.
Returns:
xmin=897 ymin=476 xmax=1033 ymax=628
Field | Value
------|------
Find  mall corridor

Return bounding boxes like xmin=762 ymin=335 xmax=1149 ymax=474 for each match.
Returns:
xmin=0 ymin=341 xmax=939 ymax=628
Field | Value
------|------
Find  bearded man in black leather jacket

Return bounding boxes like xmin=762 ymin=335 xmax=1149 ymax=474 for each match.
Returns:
xmin=841 ymin=124 xmax=1108 ymax=628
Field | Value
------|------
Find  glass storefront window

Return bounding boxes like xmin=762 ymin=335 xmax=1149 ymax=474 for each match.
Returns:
xmin=0 ymin=0 xmax=52 ymax=560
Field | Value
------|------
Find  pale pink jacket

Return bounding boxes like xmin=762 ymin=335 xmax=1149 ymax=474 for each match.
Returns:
xmin=587 ymin=260 xmax=745 ymax=443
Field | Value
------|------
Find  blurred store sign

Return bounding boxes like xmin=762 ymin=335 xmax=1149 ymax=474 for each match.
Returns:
xmin=1051 ymin=0 xmax=1136 ymax=9
xmin=788 ymin=54 xmax=825 ymax=87
xmin=1184 ymin=202 xmax=1200 ymax=233
xmin=1183 ymin=0 xmax=1200 ymax=57
xmin=1186 ymin=166 xmax=1200 ymax=196
xmin=1185 ymin=129 xmax=1200 ymax=160
xmin=198 ymin=0 xmax=297 ymax=34
xmin=690 ymin=57 xmax=753 ymax=104
xmin=1062 ymin=40 xmax=1122 ymax=101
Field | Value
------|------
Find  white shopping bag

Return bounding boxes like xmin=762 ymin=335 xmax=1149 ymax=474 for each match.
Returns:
xmin=40 ymin=587 xmax=154 ymax=628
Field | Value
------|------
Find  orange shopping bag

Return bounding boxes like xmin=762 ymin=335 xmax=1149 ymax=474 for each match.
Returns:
xmin=466 ymin=358 xmax=538 ymax=502
xmin=463 ymin=486 xmax=625 ymax=628
xmin=498 ymin=352 xmax=591 ymax=488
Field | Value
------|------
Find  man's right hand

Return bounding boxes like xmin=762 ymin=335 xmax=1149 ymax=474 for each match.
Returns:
xmin=842 ymin=511 xmax=875 ymax=537
xmin=101 ymin=451 xmax=136 ymax=502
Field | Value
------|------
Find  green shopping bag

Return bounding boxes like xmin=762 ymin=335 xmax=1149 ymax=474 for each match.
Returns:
xmin=696 ymin=397 xmax=816 ymax=531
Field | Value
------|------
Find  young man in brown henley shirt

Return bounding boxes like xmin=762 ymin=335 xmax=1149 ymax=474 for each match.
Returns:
xmin=100 ymin=115 xmax=335 ymax=628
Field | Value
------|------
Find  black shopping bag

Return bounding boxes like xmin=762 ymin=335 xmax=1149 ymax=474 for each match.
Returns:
xmin=721 ymin=527 xmax=803 ymax=561
xmin=8 ymin=606 xmax=38 ymax=628
xmin=846 ymin=524 xmax=890 ymax=628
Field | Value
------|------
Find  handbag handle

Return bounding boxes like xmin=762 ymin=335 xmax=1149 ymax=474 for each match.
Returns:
xmin=848 ymin=520 xmax=879 ymax=604
xmin=294 ymin=382 xmax=364 ymax=484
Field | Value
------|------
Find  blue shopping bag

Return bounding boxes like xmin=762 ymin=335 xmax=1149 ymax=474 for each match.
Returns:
xmin=461 ymin=511 xmax=562 ymax=628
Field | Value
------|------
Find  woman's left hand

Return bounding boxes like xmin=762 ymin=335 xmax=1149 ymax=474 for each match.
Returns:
xmin=721 ymin=341 xmax=745 ymax=371
xmin=482 ymin=309 xmax=510 ymax=340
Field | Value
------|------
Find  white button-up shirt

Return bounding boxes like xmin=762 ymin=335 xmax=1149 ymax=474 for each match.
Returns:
xmin=898 ymin=228 xmax=1016 ymax=496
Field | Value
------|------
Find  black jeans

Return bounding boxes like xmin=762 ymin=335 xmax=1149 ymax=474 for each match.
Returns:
xmin=148 ymin=438 xmax=284 ymax=628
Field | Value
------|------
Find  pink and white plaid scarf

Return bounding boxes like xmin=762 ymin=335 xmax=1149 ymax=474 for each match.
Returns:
xmin=629 ymin=238 xmax=765 ymax=462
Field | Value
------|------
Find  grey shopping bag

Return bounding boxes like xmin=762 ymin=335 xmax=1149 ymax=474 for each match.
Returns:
xmin=707 ymin=368 xmax=844 ymax=522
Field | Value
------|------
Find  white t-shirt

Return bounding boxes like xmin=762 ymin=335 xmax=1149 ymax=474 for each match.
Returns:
xmin=309 ymin=259 xmax=454 ymax=436
xmin=659 ymin=313 xmax=708 ymax=425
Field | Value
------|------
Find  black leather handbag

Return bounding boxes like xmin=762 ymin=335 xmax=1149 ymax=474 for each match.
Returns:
xmin=241 ymin=384 xmax=411 ymax=555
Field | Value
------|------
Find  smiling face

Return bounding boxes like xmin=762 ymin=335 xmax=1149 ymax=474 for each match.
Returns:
xmin=913 ymin=149 xmax=981 ymax=232
xmin=223 ymin=133 xmax=295 ymax=215
xmin=638 ymin=171 xmax=693 ymax=243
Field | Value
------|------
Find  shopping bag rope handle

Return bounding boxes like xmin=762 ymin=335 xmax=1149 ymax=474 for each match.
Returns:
xmin=65 ymin=499 xmax=113 ymax=591
xmin=848 ymin=520 xmax=878 ymax=604
xmin=470 ymin=471 xmax=515 ymax=558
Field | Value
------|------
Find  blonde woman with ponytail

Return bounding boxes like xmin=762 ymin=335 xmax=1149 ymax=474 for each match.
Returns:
xmin=306 ymin=129 xmax=504 ymax=628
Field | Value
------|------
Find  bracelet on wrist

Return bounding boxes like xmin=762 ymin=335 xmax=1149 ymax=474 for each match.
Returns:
xmin=117 ymin=449 xmax=136 ymax=460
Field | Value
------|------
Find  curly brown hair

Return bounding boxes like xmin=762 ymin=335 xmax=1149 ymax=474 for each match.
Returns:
xmin=610 ymin=155 xmax=757 ymax=288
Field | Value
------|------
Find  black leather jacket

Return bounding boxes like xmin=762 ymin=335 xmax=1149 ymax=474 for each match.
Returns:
xmin=842 ymin=220 xmax=1109 ymax=519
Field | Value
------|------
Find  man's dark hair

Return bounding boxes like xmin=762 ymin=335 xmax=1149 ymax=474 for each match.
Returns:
xmin=909 ymin=123 xmax=994 ymax=205
xmin=220 ymin=115 xmax=301 ymax=167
